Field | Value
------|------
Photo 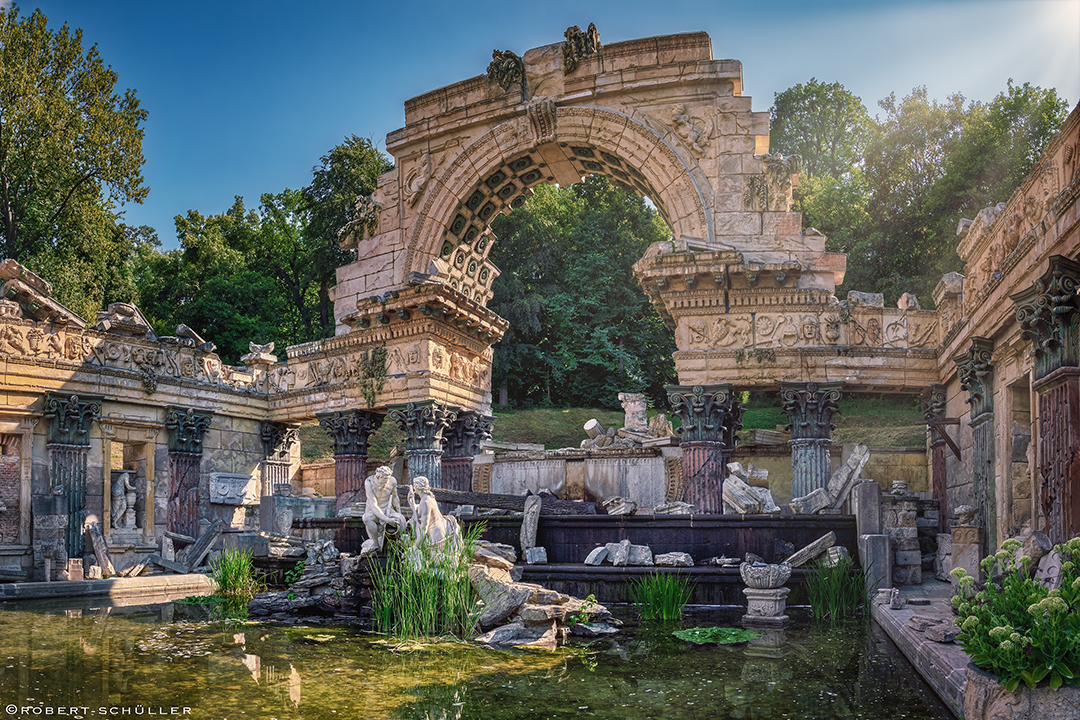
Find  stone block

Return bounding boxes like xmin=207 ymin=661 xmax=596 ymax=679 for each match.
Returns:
xmin=895 ymin=550 xmax=922 ymax=566
xmin=742 ymin=586 xmax=790 ymax=627
xmin=223 ymin=533 xmax=269 ymax=557
xmin=654 ymin=552 xmax=693 ymax=567
xmin=584 ymin=546 xmax=608 ymax=565
xmin=627 ymin=544 xmax=654 ymax=566
xmin=608 ymin=539 xmax=631 ymax=566
xmin=853 ymin=481 xmax=882 ymax=535
xmin=525 ymin=546 xmax=548 ymax=565
xmin=858 ymin=534 xmax=891 ymax=593
xmin=789 ymin=487 xmax=831 ymax=515
xmin=785 ymin=532 xmax=835 ymax=568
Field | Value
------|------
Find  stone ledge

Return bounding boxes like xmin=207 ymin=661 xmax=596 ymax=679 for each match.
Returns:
xmin=0 ymin=573 xmax=216 ymax=600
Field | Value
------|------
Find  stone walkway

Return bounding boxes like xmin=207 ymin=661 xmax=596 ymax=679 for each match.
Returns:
xmin=871 ymin=579 xmax=968 ymax=718
xmin=0 ymin=574 xmax=216 ymax=601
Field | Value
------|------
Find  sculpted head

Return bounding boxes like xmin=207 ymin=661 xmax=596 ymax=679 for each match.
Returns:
xmin=375 ymin=465 xmax=394 ymax=487
xmin=412 ymin=476 xmax=432 ymax=495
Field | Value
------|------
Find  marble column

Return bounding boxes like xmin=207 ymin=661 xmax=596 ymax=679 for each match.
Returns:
xmin=315 ymin=410 xmax=383 ymax=514
xmin=43 ymin=393 xmax=102 ymax=560
xmin=780 ymin=382 xmax=842 ymax=499
xmin=260 ymin=421 xmax=298 ymax=497
xmin=953 ymin=338 xmax=996 ymax=556
xmin=442 ymin=412 xmax=493 ymax=493
xmin=388 ymin=401 xmax=458 ymax=488
xmin=923 ymin=384 xmax=949 ymax=534
xmin=164 ymin=406 xmax=213 ymax=539
xmin=666 ymin=384 xmax=738 ymax=513
xmin=1012 ymin=255 xmax=1080 ymax=544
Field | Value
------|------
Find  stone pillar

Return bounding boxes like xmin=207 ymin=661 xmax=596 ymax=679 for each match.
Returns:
xmin=923 ymin=384 xmax=949 ymax=534
xmin=316 ymin=410 xmax=383 ymax=514
xmin=164 ymin=406 xmax=213 ymax=538
xmin=780 ymin=382 xmax=842 ymax=498
xmin=666 ymin=384 xmax=737 ymax=513
xmin=954 ymin=338 xmax=996 ymax=556
xmin=260 ymin=421 xmax=298 ymax=497
xmin=951 ymin=522 xmax=984 ymax=591
xmin=441 ymin=412 xmax=493 ymax=493
xmin=1012 ymin=255 xmax=1080 ymax=544
xmin=387 ymin=401 xmax=458 ymax=488
xmin=43 ymin=393 xmax=102 ymax=561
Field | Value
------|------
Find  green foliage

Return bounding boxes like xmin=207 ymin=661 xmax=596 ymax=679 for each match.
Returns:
xmin=566 ymin=594 xmax=598 ymax=625
xmin=952 ymin=537 xmax=1080 ymax=691
xmin=806 ymin=552 xmax=868 ymax=620
xmin=211 ymin=548 xmax=263 ymax=603
xmin=631 ymin=572 xmax=695 ymax=621
xmin=770 ymin=78 xmax=874 ymax=178
xmin=284 ymin=559 xmax=306 ymax=587
xmin=489 ymin=175 xmax=676 ymax=409
xmin=369 ymin=523 xmax=484 ymax=641
xmin=672 ymin=626 xmax=760 ymax=645
xmin=0 ymin=4 xmax=149 ymax=319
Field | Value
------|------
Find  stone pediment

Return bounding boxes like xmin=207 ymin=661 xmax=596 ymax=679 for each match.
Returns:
xmin=0 ymin=260 xmax=86 ymax=328
xmin=94 ymin=302 xmax=157 ymax=340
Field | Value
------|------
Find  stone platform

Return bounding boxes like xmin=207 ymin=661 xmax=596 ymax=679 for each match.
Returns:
xmin=871 ymin=579 xmax=967 ymax=718
xmin=0 ymin=574 xmax=216 ymax=602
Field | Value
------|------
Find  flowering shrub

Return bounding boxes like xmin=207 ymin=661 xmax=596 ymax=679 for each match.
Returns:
xmin=951 ymin=537 xmax=1080 ymax=691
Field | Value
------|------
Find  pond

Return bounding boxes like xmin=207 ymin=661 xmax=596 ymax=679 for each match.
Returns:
xmin=0 ymin=598 xmax=953 ymax=720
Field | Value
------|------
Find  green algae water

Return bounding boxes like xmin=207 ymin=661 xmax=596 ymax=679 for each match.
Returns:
xmin=0 ymin=600 xmax=952 ymax=720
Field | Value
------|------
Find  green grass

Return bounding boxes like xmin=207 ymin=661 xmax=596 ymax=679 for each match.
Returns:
xmin=369 ymin=523 xmax=485 ymax=640
xmin=211 ymin=548 xmax=263 ymax=603
xmin=490 ymin=407 xmax=626 ymax=450
xmin=631 ymin=571 xmax=695 ymax=621
xmin=805 ymin=553 xmax=869 ymax=620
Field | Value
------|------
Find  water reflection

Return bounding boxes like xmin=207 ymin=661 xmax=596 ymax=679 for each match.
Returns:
xmin=0 ymin=601 xmax=952 ymax=719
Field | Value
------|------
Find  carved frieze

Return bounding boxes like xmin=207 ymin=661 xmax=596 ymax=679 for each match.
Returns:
xmin=209 ymin=472 xmax=258 ymax=506
xmin=780 ymin=382 xmax=842 ymax=440
xmin=165 ymin=406 xmax=214 ymax=454
xmin=953 ymin=338 xmax=994 ymax=418
xmin=43 ymin=393 xmax=102 ymax=446
xmin=1011 ymin=255 xmax=1080 ymax=382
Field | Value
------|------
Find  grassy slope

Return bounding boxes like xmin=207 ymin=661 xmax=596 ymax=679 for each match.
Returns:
xmin=298 ymin=394 xmax=926 ymax=463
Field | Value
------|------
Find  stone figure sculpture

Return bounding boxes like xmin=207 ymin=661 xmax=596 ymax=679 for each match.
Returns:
xmin=407 ymin=476 xmax=461 ymax=552
xmin=111 ymin=472 xmax=136 ymax=529
xmin=360 ymin=466 xmax=407 ymax=557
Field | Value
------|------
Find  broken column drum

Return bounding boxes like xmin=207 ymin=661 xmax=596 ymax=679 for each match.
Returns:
xmin=953 ymin=338 xmax=996 ymax=556
xmin=43 ymin=393 xmax=102 ymax=559
xmin=388 ymin=400 xmax=457 ymax=488
xmin=260 ymin=420 xmax=297 ymax=497
xmin=316 ymin=410 xmax=383 ymax=513
xmin=442 ymin=411 xmax=493 ymax=493
xmin=1012 ymin=255 xmax=1080 ymax=544
xmin=165 ymin=406 xmax=213 ymax=539
xmin=780 ymin=381 xmax=842 ymax=499
xmin=666 ymin=383 xmax=740 ymax=513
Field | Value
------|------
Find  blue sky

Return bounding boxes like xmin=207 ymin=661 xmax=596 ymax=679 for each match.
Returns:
xmin=12 ymin=0 xmax=1080 ymax=247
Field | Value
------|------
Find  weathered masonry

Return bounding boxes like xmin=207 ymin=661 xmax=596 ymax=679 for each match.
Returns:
xmin=0 ymin=28 xmax=1077 ymax=581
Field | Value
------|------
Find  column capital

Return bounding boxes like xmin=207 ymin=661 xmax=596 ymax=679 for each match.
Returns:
xmin=780 ymin=381 xmax=842 ymax=440
xmin=43 ymin=393 xmax=102 ymax=446
xmin=1011 ymin=254 xmax=1080 ymax=381
xmin=953 ymin=337 xmax=994 ymax=418
xmin=315 ymin=410 xmax=383 ymax=457
xmin=387 ymin=400 xmax=458 ymax=452
xmin=666 ymin=384 xmax=735 ymax=444
xmin=164 ymin=406 xmax=214 ymax=454
xmin=444 ymin=412 xmax=493 ymax=458
xmin=260 ymin=420 xmax=299 ymax=461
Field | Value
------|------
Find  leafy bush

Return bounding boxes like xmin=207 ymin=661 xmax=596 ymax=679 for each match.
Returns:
xmin=952 ymin=537 xmax=1080 ymax=691
xmin=631 ymin=572 xmax=695 ymax=621
xmin=805 ymin=552 xmax=868 ymax=620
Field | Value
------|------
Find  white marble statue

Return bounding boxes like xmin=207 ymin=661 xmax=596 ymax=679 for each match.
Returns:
xmin=111 ymin=472 xmax=136 ymax=529
xmin=360 ymin=466 xmax=407 ymax=557
xmin=407 ymin=476 xmax=461 ymax=553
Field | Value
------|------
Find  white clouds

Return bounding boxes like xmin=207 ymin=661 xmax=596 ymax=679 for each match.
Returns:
xmin=0 ymin=1 xmax=14 ymax=10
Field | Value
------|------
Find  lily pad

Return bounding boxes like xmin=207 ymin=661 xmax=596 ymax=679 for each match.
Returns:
xmin=672 ymin=627 xmax=760 ymax=645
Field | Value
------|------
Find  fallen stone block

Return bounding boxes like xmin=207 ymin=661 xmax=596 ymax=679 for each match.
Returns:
xmin=627 ymin=544 xmax=653 ymax=566
xmin=474 ymin=547 xmax=515 ymax=571
xmin=820 ymin=546 xmax=849 ymax=567
xmin=584 ymin=546 xmax=608 ymax=565
xmin=723 ymin=474 xmax=765 ymax=514
xmin=147 ymin=553 xmax=189 ymax=574
xmin=602 ymin=497 xmax=637 ymax=516
xmin=475 ymin=540 xmax=518 ymax=565
xmin=470 ymin=566 xmax=534 ymax=629
xmin=87 ymin=525 xmax=116 ymax=578
xmin=826 ymin=444 xmax=871 ymax=509
xmin=789 ymin=488 xmax=832 ymax=515
xmin=525 ymin=547 xmax=548 ymax=565
xmin=726 ymin=462 xmax=749 ymax=481
xmin=520 ymin=494 xmax=542 ymax=557
xmin=653 ymin=501 xmax=695 ymax=515
xmin=926 ymin=623 xmax=959 ymax=643
xmin=785 ymin=532 xmax=836 ymax=568
xmin=747 ymin=464 xmax=770 ymax=488
xmin=608 ymin=539 xmax=631 ymax=567
xmin=654 ymin=552 xmax=694 ymax=567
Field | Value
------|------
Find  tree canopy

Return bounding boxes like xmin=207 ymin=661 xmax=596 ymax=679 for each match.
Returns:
xmin=0 ymin=4 xmax=147 ymax=317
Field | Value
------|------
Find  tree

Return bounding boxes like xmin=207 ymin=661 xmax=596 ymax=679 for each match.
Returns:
xmin=0 ymin=5 xmax=147 ymax=262
xmin=489 ymin=175 xmax=675 ymax=409
xmin=769 ymin=79 xmax=873 ymax=177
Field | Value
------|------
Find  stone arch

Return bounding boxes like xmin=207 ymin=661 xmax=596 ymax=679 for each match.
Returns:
xmin=403 ymin=105 xmax=714 ymax=304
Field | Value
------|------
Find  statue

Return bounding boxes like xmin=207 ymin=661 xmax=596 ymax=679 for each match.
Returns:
xmin=360 ymin=466 xmax=407 ymax=557
xmin=486 ymin=49 xmax=525 ymax=95
xmin=111 ymin=472 xmax=136 ymax=529
xmin=407 ymin=476 xmax=461 ymax=551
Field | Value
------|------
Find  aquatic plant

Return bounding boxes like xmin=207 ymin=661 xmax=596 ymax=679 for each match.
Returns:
xmin=212 ymin=548 xmax=263 ymax=603
xmin=952 ymin=537 xmax=1080 ymax=691
xmin=805 ymin=553 xmax=868 ymax=620
xmin=369 ymin=523 xmax=484 ymax=640
xmin=631 ymin=571 xmax=695 ymax=621
xmin=673 ymin=627 xmax=759 ymax=644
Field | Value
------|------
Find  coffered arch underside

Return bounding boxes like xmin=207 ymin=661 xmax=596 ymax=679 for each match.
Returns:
xmin=403 ymin=106 xmax=714 ymax=303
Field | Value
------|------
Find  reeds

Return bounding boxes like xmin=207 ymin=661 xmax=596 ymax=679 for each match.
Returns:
xmin=211 ymin=548 xmax=263 ymax=603
xmin=805 ymin=553 xmax=867 ymax=620
xmin=631 ymin=571 xmax=695 ymax=621
xmin=369 ymin=523 xmax=484 ymax=640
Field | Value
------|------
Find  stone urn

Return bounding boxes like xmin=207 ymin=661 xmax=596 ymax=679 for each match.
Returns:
xmin=740 ymin=561 xmax=792 ymax=589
